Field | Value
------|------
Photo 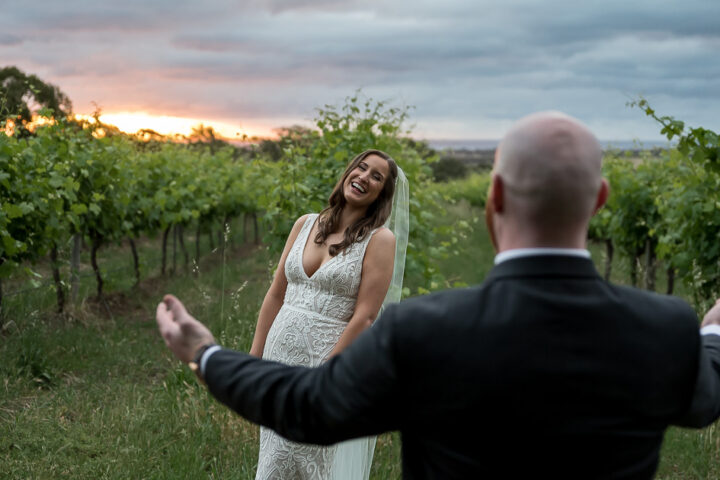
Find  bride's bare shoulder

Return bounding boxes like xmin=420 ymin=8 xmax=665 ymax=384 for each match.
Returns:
xmin=366 ymin=227 xmax=396 ymax=259
xmin=287 ymin=213 xmax=316 ymax=240
xmin=293 ymin=213 xmax=313 ymax=229
xmin=372 ymin=226 xmax=396 ymax=243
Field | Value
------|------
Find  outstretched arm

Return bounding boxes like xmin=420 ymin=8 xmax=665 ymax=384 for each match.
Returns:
xmin=205 ymin=309 xmax=402 ymax=444
xmin=157 ymin=295 xmax=403 ymax=445
xmin=676 ymin=300 xmax=720 ymax=427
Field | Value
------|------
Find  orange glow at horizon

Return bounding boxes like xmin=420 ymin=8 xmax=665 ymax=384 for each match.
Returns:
xmin=76 ymin=112 xmax=276 ymax=140
xmin=3 ymin=115 xmax=57 ymax=136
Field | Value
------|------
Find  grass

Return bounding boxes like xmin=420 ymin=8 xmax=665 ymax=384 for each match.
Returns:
xmin=1 ymin=222 xmax=271 ymax=479
xmin=1 ymin=203 xmax=718 ymax=478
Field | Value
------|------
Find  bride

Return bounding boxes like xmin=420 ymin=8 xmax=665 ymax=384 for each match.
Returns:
xmin=249 ymin=149 xmax=409 ymax=480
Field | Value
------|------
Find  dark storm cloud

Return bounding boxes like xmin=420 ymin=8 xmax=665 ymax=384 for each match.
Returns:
xmin=1 ymin=0 xmax=718 ymax=139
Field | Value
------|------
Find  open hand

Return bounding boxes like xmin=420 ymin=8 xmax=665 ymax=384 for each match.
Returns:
xmin=156 ymin=294 xmax=215 ymax=363
xmin=701 ymin=299 xmax=720 ymax=328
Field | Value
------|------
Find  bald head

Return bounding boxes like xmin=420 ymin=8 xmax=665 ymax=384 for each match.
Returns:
xmin=490 ymin=111 xmax=606 ymax=248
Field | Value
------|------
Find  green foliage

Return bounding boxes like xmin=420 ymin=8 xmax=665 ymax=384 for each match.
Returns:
xmin=433 ymin=171 xmax=491 ymax=208
xmin=1 ymin=92 xmax=467 ymax=306
xmin=652 ymin=151 xmax=720 ymax=307
xmin=585 ymin=101 xmax=720 ymax=307
xmin=628 ymin=100 xmax=720 ymax=302
xmin=0 ymin=117 xmax=134 ymax=278
xmin=599 ymin=154 xmax=660 ymax=259
xmin=0 ymin=66 xmax=72 ymax=126
xmin=0 ymin=118 xmax=258 ymax=291
xmin=257 ymin=93 xmax=456 ymax=292
xmin=0 ymin=123 xmax=78 ymax=270
xmin=631 ymin=98 xmax=719 ymax=172
xmin=5 ymin=93 xmax=720 ymax=308
xmin=431 ymin=156 xmax=468 ymax=182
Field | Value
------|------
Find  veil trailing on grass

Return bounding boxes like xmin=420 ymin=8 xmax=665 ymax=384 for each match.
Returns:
xmin=331 ymin=166 xmax=409 ymax=480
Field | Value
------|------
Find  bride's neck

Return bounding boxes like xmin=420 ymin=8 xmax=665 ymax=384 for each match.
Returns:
xmin=335 ymin=206 xmax=367 ymax=232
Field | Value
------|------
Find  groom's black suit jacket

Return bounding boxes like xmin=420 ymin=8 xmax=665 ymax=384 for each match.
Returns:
xmin=204 ymin=255 xmax=720 ymax=478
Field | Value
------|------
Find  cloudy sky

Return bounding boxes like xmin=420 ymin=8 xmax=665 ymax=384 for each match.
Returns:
xmin=1 ymin=0 xmax=718 ymax=143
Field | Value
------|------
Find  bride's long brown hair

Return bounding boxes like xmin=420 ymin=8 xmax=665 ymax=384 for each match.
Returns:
xmin=315 ymin=149 xmax=398 ymax=256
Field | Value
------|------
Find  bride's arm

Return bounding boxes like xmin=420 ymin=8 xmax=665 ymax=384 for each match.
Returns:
xmin=249 ymin=214 xmax=309 ymax=357
xmin=328 ymin=228 xmax=395 ymax=357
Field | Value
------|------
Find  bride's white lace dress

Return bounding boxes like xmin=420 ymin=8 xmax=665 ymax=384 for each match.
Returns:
xmin=256 ymin=214 xmax=377 ymax=480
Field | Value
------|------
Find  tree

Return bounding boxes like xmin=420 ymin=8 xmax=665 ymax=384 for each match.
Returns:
xmin=187 ymin=124 xmax=229 ymax=154
xmin=0 ymin=66 xmax=72 ymax=129
xmin=431 ymin=156 xmax=468 ymax=182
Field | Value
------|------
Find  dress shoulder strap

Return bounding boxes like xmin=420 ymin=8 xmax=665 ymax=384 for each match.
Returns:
xmin=299 ymin=213 xmax=318 ymax=235
xmin=292 ymin=213 xmax=318 ymax=251
xmin=305 ymin=213 xmax=319 ymax=229
xmin=349 ymin=226 xmax=383 ymax=261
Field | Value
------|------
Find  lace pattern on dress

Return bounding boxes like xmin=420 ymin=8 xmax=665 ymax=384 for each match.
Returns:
xmin=256 ymin=214 xmax=378 ymax=480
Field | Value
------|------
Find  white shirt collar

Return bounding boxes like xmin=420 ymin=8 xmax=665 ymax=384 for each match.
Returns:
xmin=494 ymin=248 xmax=591 ymax=265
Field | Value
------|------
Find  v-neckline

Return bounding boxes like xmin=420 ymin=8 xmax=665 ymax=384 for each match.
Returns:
xmin=300 ymin=215 xmax=338 ymax=280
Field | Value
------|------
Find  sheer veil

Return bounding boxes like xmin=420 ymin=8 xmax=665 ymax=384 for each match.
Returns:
xmin=382 ymin=166 xmax=409 ymax=307
xmin=331 ymin=166 xmax=409 ymax=480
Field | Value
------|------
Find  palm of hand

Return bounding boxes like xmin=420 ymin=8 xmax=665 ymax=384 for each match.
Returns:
xmin=702 ymin=300 xmax=720 ymax=328
xmin=156 ymin=295 xmax=215 ymax=363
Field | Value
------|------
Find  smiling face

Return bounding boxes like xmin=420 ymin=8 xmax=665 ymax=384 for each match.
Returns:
xmin=342 ymin=154 xmax=391 ymax=208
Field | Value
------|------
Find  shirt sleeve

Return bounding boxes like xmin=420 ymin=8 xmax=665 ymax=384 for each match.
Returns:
xmin=700 ymin=325 xmax=720 ymax=337
xmin=202 ymin=304 xmax=403 ymax=445
xmin=199 ymin=345 xmax=222 ymax=375
xmin=674 ymin=334 xmax=720 ymax=428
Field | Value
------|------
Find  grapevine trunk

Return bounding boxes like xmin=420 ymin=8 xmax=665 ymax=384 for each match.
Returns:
xmin=161 ymin=226 xmax=171 ymax=275
xmin=177 ymin=225 xmax=189 ymax=273
xmin=129 ymin=237 xmax=140 ymax=286
xmin=50 ymin=243 xmax=65 ymax=313
xmin=70 ymin=234 xmax=81 ymax=302
xmin=90 ymin=235 xmax=103 ymax=299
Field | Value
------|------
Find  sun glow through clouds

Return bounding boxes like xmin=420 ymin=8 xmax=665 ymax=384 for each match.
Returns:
xmin=76 ymin=112 xmax=274 ymax=139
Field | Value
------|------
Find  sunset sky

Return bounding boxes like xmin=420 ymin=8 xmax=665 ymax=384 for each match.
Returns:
xmin=2 ymin=0 xmax=718 ymax=143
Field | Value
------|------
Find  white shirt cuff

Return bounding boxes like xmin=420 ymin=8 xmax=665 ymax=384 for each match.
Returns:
xmin=199 ymin=345 xmax=222 ymax=376
xmin=700 ymin=325 xmax=720 ymax=337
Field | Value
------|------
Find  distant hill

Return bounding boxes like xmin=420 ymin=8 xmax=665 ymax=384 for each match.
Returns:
xmin=427 ymin=139 xmax=675 ymax=169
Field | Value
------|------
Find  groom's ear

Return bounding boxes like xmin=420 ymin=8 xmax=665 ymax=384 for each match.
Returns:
xmin=591 ymin=178 xmax=609 ymax=215
xmin=485 ymin=174 xmax=503 ymax=252
xmin=490 ymin=174 xmax=504 ymax=214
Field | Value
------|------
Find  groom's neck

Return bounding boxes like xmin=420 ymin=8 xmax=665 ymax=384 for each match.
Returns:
xmin=495 ymin=224 xmax=589 ymax=252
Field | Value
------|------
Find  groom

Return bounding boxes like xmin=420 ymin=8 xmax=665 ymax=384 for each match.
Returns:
xmin=157 ymin=111 xmax=720 ymax=478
